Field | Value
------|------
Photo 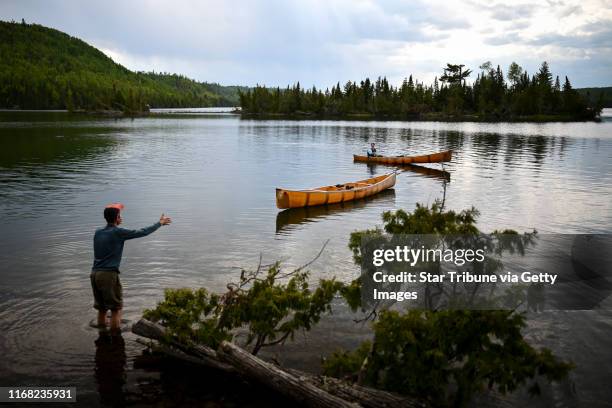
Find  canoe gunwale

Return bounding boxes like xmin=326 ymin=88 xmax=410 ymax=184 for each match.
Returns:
xmin=275 ymin=172 xmax=396 ymax=209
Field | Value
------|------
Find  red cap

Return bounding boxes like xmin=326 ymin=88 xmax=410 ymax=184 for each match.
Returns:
xmin=105 ymin=203 xmax=125 ymax=210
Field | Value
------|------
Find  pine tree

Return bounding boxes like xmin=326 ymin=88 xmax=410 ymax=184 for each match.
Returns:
xmin=537 ymin=61 xmax=553 ymax=88
xmin=562 ymin=76 xmax=575 ymax=112
xmin=562 ymin=76 xmax=572 ymax=92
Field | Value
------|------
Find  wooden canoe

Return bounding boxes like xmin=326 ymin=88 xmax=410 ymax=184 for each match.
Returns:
xmin=276 ymin=189 xmax=396 ymax=233
xmin=353 ymin=149 xmax=452 ymax=165
xmin=276 ymin=172 xmax=396 ymax=209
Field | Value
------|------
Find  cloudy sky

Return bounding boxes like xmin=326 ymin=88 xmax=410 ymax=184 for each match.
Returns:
xmin=1 ymin=0 xmax=611 ymax=88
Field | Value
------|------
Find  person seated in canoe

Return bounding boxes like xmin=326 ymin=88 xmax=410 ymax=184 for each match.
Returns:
xmin=367 ymin=143 xmax=379 ymax=157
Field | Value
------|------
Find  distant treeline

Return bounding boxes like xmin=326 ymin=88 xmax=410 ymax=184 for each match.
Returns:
xmin=577 ymin=87 xmax=612 ymax=108
xmin=0 ymin=20 xmax=245 ymax=112
xmin=240 ymin=62 xmax=603 ymax=120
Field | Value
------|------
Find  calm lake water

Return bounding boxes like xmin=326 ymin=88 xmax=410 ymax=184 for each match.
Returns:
xmin=1 ymin=109 xmax=611 ymax=406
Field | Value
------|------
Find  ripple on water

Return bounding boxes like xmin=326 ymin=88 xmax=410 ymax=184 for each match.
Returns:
xmin=1 ymin=113 xmax=611 ymax=404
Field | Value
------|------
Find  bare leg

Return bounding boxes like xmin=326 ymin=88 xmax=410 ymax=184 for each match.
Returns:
xmin=97 ymin=310 xmax=107 ymax=327
xmin=110 ymin=309 xmax=122 ymax=332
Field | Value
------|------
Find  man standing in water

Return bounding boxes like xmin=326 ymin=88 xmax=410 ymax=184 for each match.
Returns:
xmin=91 ymin=203 xmax=171 ymax=331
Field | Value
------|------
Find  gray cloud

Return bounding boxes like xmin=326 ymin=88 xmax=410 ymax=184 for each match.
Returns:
xmin=489 ymin=5 xmax=535 ymax=21
xmin=528 ymin=20 xmax=612 ymax=49
xmin=509 ymin=20 xmax=531 ymax=30
xmin=0 ymin=0 xmax=610 ymax=87
xmin=465 ymin=2 xmax=536 ymax=21
xmin=484 ymin=32 xmax=522 ymax=46
xmin=557 ymin=4 xmax=582 ymax=17
xmin=364 ymin=0 xmax=471 ymax=30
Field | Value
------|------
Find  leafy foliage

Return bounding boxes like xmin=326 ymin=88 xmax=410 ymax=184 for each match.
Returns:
xmin=143 ymin=288 xmax=230 ymax=347
xmin=0 ymin=20 xmax=245 ymax=111
xmin=240 ymin=61 xmax=599 ymax=120
xmin=144 ymin=260 xmax=345 ymax=354
xmin=348 ymin=202 xmax=480 ymax=264
xmin=328 ymin=202 xmax=572 ymax=406
xmin=324 ymin=310 xmax=573 ymax=406
xmin=321 ymin=340 xmax=372 ymax=380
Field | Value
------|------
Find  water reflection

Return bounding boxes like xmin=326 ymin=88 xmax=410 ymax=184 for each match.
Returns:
xmin=527 ymin=135 xmax=549 ymax=167
xmin=402 ymin=164 xmax=450 ymax=181
xmin=0 ymin=125 xmax=122 ymax=217
xmin=276 ymin=189 xmax=396 ymax=234
xmin=571 ymin=235 xmax=612 ymax=299
xmin=0 ymin=126 xmax=120 ymax=169
xmin=527 ymin=283 xmax=546 ymax=312
xmin=472 ymin=133 xmax=502 ymax=161
xmin=505 ymin=135 xmax=526 ymax=164
xmin=1 ymin=112 xmax=611 ymax=407
xmin=504 ymin=235 xmax=612 ymax=310
xmin=238 ymin=122 xmax=577 ymax=176
xmin=557 ymin=136 xmax=569 ymax=158
xmin=94 ymin=332 xmax=126 ymax=407
xmin=361 ymin=162 xmax=451 ymax=181
xmin=435 ymin=130 xmax=466 ymax=151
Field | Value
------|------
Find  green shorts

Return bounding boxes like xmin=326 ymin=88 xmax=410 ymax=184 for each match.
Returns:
xmin=90 ymin=270 xmax=123 ymax=311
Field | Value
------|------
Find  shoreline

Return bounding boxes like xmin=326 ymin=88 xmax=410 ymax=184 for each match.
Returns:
xmin=239 ymin=111 xmax=602 ymax=123
xmin=1 ymin=108 xmax=605 ymax=123
xmin=0 ymin=108 xmax=238 ymax=118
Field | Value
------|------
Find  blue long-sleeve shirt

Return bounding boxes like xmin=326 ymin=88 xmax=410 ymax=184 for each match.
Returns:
xmin=92 ymin=222 xmax=161 ymax=272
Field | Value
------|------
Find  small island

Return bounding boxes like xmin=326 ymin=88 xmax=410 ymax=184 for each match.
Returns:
xmin=239 ymin=62 xmax=604 ymax=122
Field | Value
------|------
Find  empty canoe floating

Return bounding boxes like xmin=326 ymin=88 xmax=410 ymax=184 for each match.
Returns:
xmin=276 ymin=172 xmax=396 ymax=209
xmin=353 ymin=149 xmax=452 ymax=165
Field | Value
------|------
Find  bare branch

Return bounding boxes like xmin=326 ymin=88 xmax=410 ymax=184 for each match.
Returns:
xmin=278 ymin=239 xmax=330 ymax=279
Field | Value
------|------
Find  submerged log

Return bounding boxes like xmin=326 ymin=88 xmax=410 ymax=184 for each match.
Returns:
xmin=284 ymin=368 xmax=423 ymax=408
xmin=304 ymin=374 xmax=424 ymax=408
xmin=135 ymin=337 xmax=224 ymax=369
xmin=217 ymin=340 xmax=359 ymax=408
xmin=132 ymin=319 xmax=424 ymax=408
xmin=131 ymin=319 xmax=234 ymax=373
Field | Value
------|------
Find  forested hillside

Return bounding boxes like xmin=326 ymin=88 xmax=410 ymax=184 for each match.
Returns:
xmin=577 ymin=87 xmax=612 ymax=108
xmin=0 ymin=20 xmax=244 ymax=111
xmin=240 ymin=62 xmax=603 ymax=120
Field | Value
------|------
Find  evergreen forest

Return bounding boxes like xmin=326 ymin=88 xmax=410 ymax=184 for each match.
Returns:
xmin=0 ymin=20 xmax=606 ymax=120
xmin=240 ymin=62 xmax=603 ymax=120
xmin=0 ymin=20 xmax=244 ymax=112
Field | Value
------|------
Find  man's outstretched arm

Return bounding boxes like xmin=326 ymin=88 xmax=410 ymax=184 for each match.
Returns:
xmin=117 ymin=214 xmax=172 ymax=240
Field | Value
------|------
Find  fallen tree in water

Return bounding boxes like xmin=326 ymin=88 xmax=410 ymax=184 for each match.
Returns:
xmin=132 ymin=318 xmax=423 ymax=408
xmin=140 ymin=242 xmax=352 ymax=355
xmin=136 ymin=203 xmax=573 ymax=407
